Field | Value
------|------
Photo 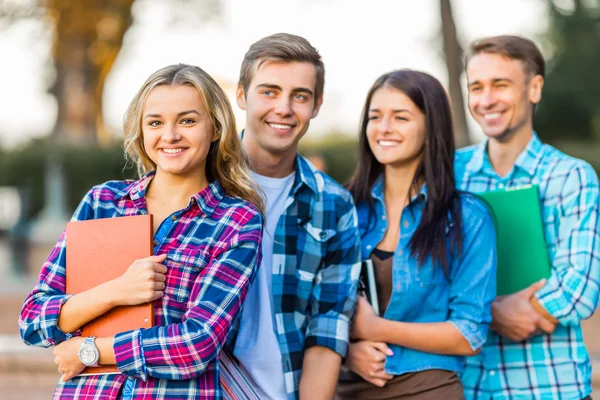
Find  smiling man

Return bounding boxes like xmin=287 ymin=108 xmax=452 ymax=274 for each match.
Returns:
xmin=225 ymin=33 xmax=361 ymax=400
xmin=455 ymin=35 xmax=600 ymax=400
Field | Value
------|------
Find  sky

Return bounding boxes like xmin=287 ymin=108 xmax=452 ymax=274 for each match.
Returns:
xmin=0 ymin=0 xmax=547 ymax=148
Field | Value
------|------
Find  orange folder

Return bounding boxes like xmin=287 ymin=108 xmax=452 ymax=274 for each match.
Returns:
xmin=65 ymin=214 xmax=154 ymax=375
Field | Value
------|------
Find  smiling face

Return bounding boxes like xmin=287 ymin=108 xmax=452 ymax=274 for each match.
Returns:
xmin=366 ymin=86 xmax=426 ymax=170
xmin=467 ymin=52 xmax=543 ymax=141
xmin=237 ymin=60 xmax=322 ymax=158
xmin=142 ymin=84 xmax=216 ymax=181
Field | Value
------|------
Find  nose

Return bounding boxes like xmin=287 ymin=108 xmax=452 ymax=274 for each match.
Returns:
xmin=379 ymin=117 xmax=393 ymax=134
xmin=274 ymin=97 xmax=293 ymax=116
xmin=479 ymin=87 xmax=497 ymax=109
xmin=161 ymin=124 xmax=181 ymax=142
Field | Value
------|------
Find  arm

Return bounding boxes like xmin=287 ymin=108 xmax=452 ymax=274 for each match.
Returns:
xmin=19 ymin=190 xmax=96 ymax=347
xmin=534 ymin=163 xmax=600 ymax=325
xmin=299 ymin=346 xmax=341 ymax=400
xmin=111 ymin=212 xmax=263 ymax=381
xmin=353 ymin=198 xmax=497 ymax=355
xmin=300 ymin=197 xmax=361 ymax=396
xmin=57 ymin=254 xmax=167 ymax=333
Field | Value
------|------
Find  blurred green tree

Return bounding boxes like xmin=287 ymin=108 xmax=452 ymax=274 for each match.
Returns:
xmin=0 ymin=0 xmax=220 ymax=145
xmin=535 ymin=0 xmax=600 ymax=143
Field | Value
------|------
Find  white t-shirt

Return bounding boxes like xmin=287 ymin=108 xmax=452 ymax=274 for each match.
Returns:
xmin=233 ymin=171 xmax=295 ymax=400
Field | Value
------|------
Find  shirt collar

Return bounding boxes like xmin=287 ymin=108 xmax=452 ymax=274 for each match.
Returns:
xmin=117 ymin=171 xmax=224 ymax=218
xmin=290 ymin=155 xmax=320 ymax=199
xmin=239 ymin=129 xmax=319 ymax=200
xmin=465 ymin=131 xmax=544 ymax=177
xmin=371 ymin=176 xmax=428 ymax=204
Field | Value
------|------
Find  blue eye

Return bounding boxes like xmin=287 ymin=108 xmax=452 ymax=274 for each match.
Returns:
xmin=262 ymin=90 xmax=274 ymax=96
xmin=294 ymin=94 xmax=307 ymax=101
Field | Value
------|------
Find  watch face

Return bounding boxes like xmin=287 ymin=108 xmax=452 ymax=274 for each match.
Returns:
xmin=80 ymin=345 xmax=97 ymax=364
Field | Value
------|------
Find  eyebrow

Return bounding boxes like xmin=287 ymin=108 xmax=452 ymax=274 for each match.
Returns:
xmin=256 ymin=83 xmax=314 ymax=97
xmin=143 ymin=110 xmax=201 ymax=119
xmin=468 ymin=78 xmax=514 ymax=87
xmin=369 ymin=108 xmax=413 ymax=115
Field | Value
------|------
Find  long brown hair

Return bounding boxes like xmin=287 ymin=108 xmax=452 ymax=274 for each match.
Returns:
xmin=347 ymin=70 xmax=462 ymax=270
xmin=123 ymin=64 xmax=264 ymax=213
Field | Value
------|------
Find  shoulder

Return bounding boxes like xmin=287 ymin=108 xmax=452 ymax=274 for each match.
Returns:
xmin=455 ymin=144 xmax=480 ymax=165
xmin=456 ymin=192 xmax=494 ymax=228
xmin=86 ymin=179 xmax=136 ymax=200
xmin=214 ymin=194 xmax=264 ymax=228
xmin=541 ymin=144 xmax=599 ymax=184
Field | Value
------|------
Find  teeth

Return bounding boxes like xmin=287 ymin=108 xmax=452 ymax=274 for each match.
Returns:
xmin=484 ymin=113 xmax=501 ymax=119
xmin=270 ymin=123 xmax=292 ymax=130
xmin=162 ymin=148 xmax=183 ymax=154
xmin=378 ymin=140 xmax=399 ymax=147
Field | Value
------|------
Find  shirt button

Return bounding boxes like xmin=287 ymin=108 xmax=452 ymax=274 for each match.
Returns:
xmin=403 ymin=220 xmax=409 ymax=228
xmin=153 ymin=240 xmax=158 ymax=246
xmin=367 ymin=245 xmax=372 ymax=249
xmin=498 ymin=183 xmax=505 ymax=189
xmin=319 ymin=232 xmax=326 ymax=239
xmin=489 ymin=370 xmax=496 ymax=376
xmin=382 ymin=215 xmax=387 ymax=221
xmin=171 ymin=215 xmax=177 ymax=222
xmin=398 ymin=250 xmax=402 ymax=256
xmin=396 ymin=284 xmax=401 ymax=291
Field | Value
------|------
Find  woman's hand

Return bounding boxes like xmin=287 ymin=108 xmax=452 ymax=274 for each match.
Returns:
xmin=346 ymin=340 xmax=394 ymax=387
xmin=110 ymin=254 xmax=168 ymax=306
xmin=54 ymin=337 xmax=86 ymax=382
xmin=351 ymin=296 xmax=381 ymax=340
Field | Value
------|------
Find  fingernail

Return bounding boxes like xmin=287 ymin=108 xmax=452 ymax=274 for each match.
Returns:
xmin=387 ymin=349 xmax=394 ymax=356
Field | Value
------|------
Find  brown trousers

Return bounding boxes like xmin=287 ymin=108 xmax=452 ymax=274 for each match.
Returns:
xmin=336 ymin=369 xmax=465 ymax=400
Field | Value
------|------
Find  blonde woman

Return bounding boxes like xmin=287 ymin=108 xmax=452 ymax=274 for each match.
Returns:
xmin=19 ymin=64 xmax=264 ymax=400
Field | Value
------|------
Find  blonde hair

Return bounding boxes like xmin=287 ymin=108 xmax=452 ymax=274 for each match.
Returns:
xmin=123 ymin=64 xmax=264 ymax=213
xmin=239 ymin=33 xmax=325 ymax=102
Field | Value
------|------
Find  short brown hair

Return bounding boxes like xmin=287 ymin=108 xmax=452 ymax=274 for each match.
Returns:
xmin=467 ymin=35 xmax=545 ymax=78
xmin=238 ymin=33 xmax=325 ymax=102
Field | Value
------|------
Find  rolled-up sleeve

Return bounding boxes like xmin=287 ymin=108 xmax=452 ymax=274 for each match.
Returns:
xmin=535 ymin=163 xmax=600 ymax=325
xmin=448 ymin=197 xmax=497 ymax=351
xmin=305 ymin=195 xmax=361 ymax=357
xmin=115 ymin=212 xmax=263 ymax=381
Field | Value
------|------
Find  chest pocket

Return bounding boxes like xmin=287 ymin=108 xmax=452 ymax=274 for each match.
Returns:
xmin=296 ymin=222 xmax=336 ymax=300
xmin=164 ymin=250 xmax=205 ymax=304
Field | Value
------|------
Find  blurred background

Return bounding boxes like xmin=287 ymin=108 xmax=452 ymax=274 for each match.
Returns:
xmin=0 ymin=0 xmax=599 ymax=398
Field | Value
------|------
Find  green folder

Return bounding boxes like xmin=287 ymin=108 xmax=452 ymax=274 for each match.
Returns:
xmin=476 ymin=185 xmax=551 ymax=296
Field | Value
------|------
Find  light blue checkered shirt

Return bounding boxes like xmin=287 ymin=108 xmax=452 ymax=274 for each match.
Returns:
xmin=455 ymin=133 xmax=600 ymax=400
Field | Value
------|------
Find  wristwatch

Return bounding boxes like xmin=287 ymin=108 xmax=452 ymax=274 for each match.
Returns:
xmin=77 ymin=336 xmax=100 ymax=367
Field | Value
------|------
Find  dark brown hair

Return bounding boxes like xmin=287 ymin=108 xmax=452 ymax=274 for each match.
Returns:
xmin=238 ymin=33 xmax=325 ymax=102
xmin=347 ymin=70 xmax=462 ymax=271
xmin=467 ymin=35 xmax=545 ymax=78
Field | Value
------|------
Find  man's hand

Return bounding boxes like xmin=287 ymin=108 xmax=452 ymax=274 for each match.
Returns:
xmin=491 ymin=279 xmax=557 ymax=341
xmin=346 ymin=340 xmax=394 ymax=387
xmin=53 ymin=337 xmax=86 ymax=382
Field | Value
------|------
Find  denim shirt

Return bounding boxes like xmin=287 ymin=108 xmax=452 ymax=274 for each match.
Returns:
xmin=357 ymin=179 xmax=497 ymax=375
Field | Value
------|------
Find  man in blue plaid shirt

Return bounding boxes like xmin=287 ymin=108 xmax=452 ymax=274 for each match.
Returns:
xmin=226 ymin=33 xmax=361 ymax=400
xmin=455 ymin=35 xmax=600 ymax=400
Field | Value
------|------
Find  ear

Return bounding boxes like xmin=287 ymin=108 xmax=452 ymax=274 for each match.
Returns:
xmin=236 ymin=85 xmax=247 ymax=110
xmin=311 ymin=94 xmax=324 ymax=119
xmin=528 ymin=75 xmax=544 ymax=105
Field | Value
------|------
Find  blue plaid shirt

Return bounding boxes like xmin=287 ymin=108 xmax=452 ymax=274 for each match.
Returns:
xmin=227 ymin=155 xmax=361 ymax=399
xmin=455 ymin=133 xmax=600 ymax=400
